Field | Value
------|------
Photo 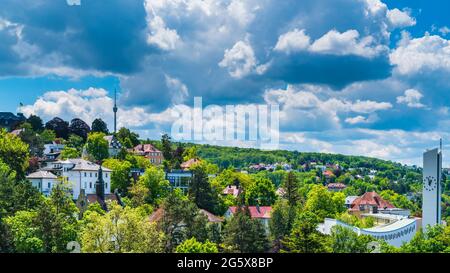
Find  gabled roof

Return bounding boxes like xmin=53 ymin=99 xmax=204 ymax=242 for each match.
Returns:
xmin=181 ymin=158 xmax=200 ymax=169
xmin=200 ymin=209 xmax=224 ymax=223
xmin=26 ymin=171 xmax=58 ymax=179
xmin=228 ymin=206 xmax=272 ymax=219
xmin=133 ymin=144 xmax=161 ymax=154
xmin=350 ymin=192 xmax=395 ymax=210
xmin=67 ymin=159 xmax=112 ymax=172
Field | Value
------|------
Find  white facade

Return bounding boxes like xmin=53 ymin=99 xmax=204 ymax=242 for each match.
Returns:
xmin=422 ymin=148 xmax=442 ymax=230
xmin=27 ymin=171 xmax=58 ymax=196
xmin=43 ymin=142 xmax=65 ymax=155
xmin=39 ymin=159 xmax=112 ymax=200
xmin=318 ymin=217 xmax=418 ymax=247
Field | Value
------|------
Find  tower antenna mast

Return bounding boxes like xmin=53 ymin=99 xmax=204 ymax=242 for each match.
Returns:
xmin=113 ymin=88 xmax=118 ymax=134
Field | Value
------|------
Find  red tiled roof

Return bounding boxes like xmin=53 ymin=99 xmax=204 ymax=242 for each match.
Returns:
xmin=181 ymin=158 xmax=200 ymax=169
xmin=228 ymin=206 xmax=272 ymax=219
xmin=350 ymin=192 xmax=395 ymax=210
xmin=323 ymin=170 xmax=335 ymax=177
xmin=133 ymin=144 xmax=161 ymax=154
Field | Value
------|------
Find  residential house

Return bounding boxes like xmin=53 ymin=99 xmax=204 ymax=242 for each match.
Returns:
xmin=166 ymin=170 xmax=193 ymax=193
xmin=133 ymin=144 xmax=164 ymax=165
xmin=225 ymin=206 xmax=272 ymax=233
xmin=26 ymin=171 xmax=59 ymax=196
xmin=104 ymin=135 xmax=122 ymax=157
xmin=39 ymin=158 xmax=112 ymax=200
xmin=180 ymin=158 xmax=201 ymax=170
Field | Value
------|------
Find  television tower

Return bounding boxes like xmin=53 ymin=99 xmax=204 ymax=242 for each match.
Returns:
xmin=113 ymin=89 xmax=118 ymax=134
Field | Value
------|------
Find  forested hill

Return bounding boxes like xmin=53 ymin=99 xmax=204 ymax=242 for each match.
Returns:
xmin=194 ymin=144 xmax=409 ymax=171
xmin=147 ymin=139 xmax=416 ymax=173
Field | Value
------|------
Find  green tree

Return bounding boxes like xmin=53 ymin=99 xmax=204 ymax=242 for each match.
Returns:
xmin=103 ymin=158 xmax=132 ymax=194
xmin=330 ymin=225 xmax=374 ymax=253
xmin=91 ymin=118 xmax=109 ymax=134
xmin=284 ymin=171 xmax=301 ymax=207
xmin=304 ymin=185 xmax=345 ymax=221
xmin=0 ymin=162 xmax=43 ymax=252
xmin=116 ymin=127 xmax=140 ymax=149
xmin=0 ymin=129 xmax=30 ymax=179
xmin=86 ymin=132 xmax=109 ymax=162
xmin=269 ymin=199 xmax=297 ymax=250
xmin=26 ymin=115 xmax=44 ymax=132
xmin=60 ymin=147 xmax=80 ymax=160
xmin=4 ymin=211 xmax=44 ymax=253
xmin=19 ymin=123 xmax=44 ymax=157
xmin=81 ymin=202 xmax=165 ymax=253
xmin=161 ymin=134 xmax=173 ymax=162
xmin=189 ymin=162 xmax=220 ymax=214
xmin=247 ymin=177 xmax=277 ymax=206
xmin=223 ymin=205 xmax=270 ymax=253
xmin=138 ymin=165 xmax=170 ymax=205
xmin=35 ymin=182 xmax=80 ymax=253
xmin=176 ymin=237 xmax=218 ymax=253
xmin=159 ymin=190 xmax=209 ymax=252
xmin=40 ymin=129 xmax=56 ymax=144
xmin=281 ymin=211 xmax=330 ymax=253
xmin=401 ymin=225 xmax=450 ymax=253
xmin=67 ymin=134 xmax=85 ymax=152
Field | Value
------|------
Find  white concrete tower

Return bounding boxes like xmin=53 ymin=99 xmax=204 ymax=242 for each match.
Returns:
xmin=422 ymin=147 xmax=442 ymax=231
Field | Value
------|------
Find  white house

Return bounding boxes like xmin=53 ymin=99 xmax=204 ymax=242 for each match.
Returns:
xmin=43 ymin=142 xmax=65 ymax=155
xmin=26 ymin=171 xmax=58 ymax=196
xmin=40 ymin=159 xmax=112 ymax=200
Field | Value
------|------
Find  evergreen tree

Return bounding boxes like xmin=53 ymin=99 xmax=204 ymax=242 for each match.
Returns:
xmin=189 ymin=163 xmax=219 ymax=214
xmin=281 ymin=211 xmax=330 ymax=253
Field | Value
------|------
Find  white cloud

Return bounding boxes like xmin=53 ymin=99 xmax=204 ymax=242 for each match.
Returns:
xmin=390 ymin=33 xmax=450 ymax=75
xmin=146 ymin=16 xmax=181 ymax=50
xmin=165 ymin=75 xmax=189 ymax=105
xmin=396 ymin=89 xmax=425 ymax=108
xmin=263 ymin=85 xmax=392 ymax=130
xmin=309 ymin=29 xmax=386 ymax=58
xmin=345 ymin=115 xmax=369 ymax=125
xmin=274 ymin=29 xmax=311 ymax=53
xmin=18 ymin=88 xmax=176 ymax=130
xmin=219 ymin=39 xmax=261 ymax=78
xmin=386 ymin=8 xmax=416 ymax=28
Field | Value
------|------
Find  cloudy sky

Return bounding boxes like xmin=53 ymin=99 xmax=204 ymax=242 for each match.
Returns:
xmin=1 ymin=0 xmax=450 ymax=166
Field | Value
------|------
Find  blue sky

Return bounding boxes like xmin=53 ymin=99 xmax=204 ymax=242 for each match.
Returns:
xmin=1 ymin=0 xmax=450 ymax=166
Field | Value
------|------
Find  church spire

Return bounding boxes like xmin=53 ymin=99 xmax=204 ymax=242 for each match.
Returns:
xmin=113 ymin=88 xmax=118 ymax=134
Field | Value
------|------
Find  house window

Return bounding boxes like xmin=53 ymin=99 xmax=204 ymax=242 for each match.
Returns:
xmin=48 ymin=182 xmax=51 ymax=189
xmin=105 ymin=183 xmax=108 ymax=189
xmin=84 ymin=172 xmax=87 ymax=177
xmin=90 ymin=182 xmax=92 ymax=189
xmin=90 ymin=173 xmax=92 ymax=177
xmin=105 ymin=173 xmax=108 ymax=178
xmin=95 ymin=173 xmax=98 ymax=178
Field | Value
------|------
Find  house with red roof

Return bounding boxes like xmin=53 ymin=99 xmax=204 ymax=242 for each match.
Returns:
xmin=225 ymin=206 xmax=272 ymax=233
xmin=349 ymin=191 xmax=395 ymax=216
xmin=132 ymin=144 xmax=164 ymax=165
